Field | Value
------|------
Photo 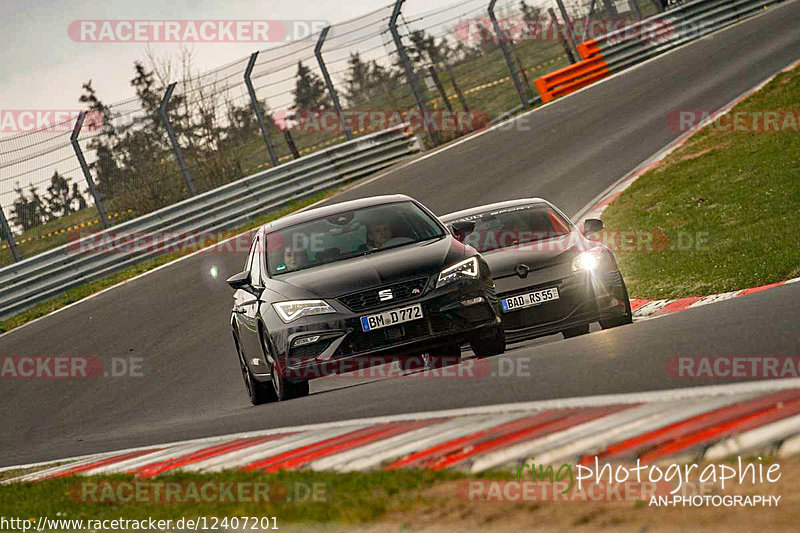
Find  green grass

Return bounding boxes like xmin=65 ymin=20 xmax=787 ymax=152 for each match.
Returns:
xmin=0 ymin=469 xmax=512 ymax=526
xmin=0 ymin=190 xmax=336 ymax=334
xmin=601 ymin=65 xmax=800 ymax=299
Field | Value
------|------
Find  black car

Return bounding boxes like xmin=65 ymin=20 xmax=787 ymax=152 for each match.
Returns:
xmin=227 ymin=195 xmax=505 ymax=404
xmin=441 ymin=199 xmax=632 ymax=343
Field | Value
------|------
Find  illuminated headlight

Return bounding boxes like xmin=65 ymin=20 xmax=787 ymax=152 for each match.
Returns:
xmin=272 ymin=300 xmax=335 ymax=323
xmin=572 ymin=252 xmax=599 ymax=272
xmin=436 ymin=257 xmax=479 ymax=288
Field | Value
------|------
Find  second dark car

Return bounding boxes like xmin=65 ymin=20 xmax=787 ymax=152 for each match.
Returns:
xmin=227 ymin=195 xmax=505 ymax=404
xmin=441 ymin=199 xmax=632 ymax=343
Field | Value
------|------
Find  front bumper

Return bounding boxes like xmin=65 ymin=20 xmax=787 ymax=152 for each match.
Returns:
xmin=264 ymin=277 xmax=501 ymax=379
xmin=497 ymin=269 xmax=629 ymax=342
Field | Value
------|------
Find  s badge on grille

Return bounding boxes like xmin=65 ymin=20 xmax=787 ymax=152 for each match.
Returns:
xmin=411 ymin=288 xmax=421 ymax=295
xmin=378 ymin=289 xmax=394 ymax=301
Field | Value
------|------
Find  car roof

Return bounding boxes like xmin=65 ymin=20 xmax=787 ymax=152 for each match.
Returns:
xmin=263 ymin=194 xmax=417 ymax=232
xmin=440 ymin=198 xmax=551 ymax=222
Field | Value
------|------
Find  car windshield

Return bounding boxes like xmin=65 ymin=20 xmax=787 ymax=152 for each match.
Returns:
xmin=266 ymin=201 xmax=445 ymax=275
xmin=448 ymin=204 xmax=573 ymax=253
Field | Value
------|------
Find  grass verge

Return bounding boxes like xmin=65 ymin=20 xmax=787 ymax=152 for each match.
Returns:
xmin=0 ymin=190 xmax=336 ymax=334
xmin=0 ymin=469 xmax=510 ymax=526
xmin=601 ymin=64 xmax=800 ymax=299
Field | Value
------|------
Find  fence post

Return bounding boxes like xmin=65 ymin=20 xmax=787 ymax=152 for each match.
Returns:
xmin=555 ymin=0 xmax=579 ymax=48
xmin=244 ymin=52 xmax=279 ymax=167
xmin=315 ymin=26 xmax=353 ymax=140
xmin=444 ymin=63 xmax=470 ymax=112
xmin=283 ymin=124 xmax=301 ymax=160
xmin=488 ymin=0 xmax=529 ymax=109
xmin=603 ymin=0 xmax=620 ymax=17
xmin=389 ymin=0 xmax=439 ymax=147
xmin=159 ymin=83 xmax=196 ymax=196
xmin=510 ymin=44 xmax=534 ymax=102
xmin=71 ymin=112 xmax=109 ymax=229
xmin=582 ymin=0 xmax=598 ymax=42
xmin=549 ymin=8 xmax=578 ymax=64
xmin=629 ymin=0 xmax=643 ymax=19
xmin=427 ymin=66 xmax=452 ymax=113
xmin=0 ymin=204 xmax=20 ymax=262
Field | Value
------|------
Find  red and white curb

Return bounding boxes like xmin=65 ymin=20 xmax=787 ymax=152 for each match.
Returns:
xmin=631 ymin=277 xmax=800 ymax=321
xmin=4 ymin=380 xmax=800 ymax=482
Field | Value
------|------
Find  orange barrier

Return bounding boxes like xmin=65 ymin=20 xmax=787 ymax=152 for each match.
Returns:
xmin=533 ymin=56 xmax=611 ymax=103
xmin=577 ymin=39 xmax=602 ymax=60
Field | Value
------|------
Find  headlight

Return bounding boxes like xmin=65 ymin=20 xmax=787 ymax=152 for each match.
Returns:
xmin=572 ymin=252 xmax=599 ymax=272
xmin=436 ymin=256 xmax=479 ymax=288
xmin=272 ymin=300 xmax=335 ymax=323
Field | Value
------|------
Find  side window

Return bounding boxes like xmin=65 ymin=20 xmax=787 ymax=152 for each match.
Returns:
xmin=249 ymin=236 xmax=262 ymax=286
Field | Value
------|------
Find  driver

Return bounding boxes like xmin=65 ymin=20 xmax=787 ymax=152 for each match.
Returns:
xmin=282 ymin=245 xmax=309 ymax=270
xmin=366 ymin=221 xmax=393 ymax=249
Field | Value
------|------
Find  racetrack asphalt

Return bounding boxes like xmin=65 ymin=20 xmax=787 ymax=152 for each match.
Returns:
xmin=1 ymin=1 xmax=799 ymax=467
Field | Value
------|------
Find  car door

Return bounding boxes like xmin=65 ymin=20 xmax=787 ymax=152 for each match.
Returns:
xmin=234 ymin=234 xmax=264 ymax=366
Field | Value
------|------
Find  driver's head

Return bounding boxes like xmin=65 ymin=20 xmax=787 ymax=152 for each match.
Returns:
xmin=283 ymin=245 xmax=308 ymax=269
xmin=367 ymin=221 xmax=392 ymax=248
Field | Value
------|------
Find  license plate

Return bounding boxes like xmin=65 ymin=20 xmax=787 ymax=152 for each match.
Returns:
xmin=361 ymin=303 xmax=423 ymax=332
xmin=501 ymin=287 xmax=560 ymax=313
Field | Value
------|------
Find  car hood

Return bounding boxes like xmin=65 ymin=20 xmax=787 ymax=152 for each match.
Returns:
xmin=482 ymin=231 xmax=591 ymax=279
xmin=269 ymin=236 xmax=468 ymax=298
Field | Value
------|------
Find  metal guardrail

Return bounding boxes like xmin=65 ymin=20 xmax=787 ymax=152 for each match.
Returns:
xmin=579 ymin=0 xmax=786 ymax=66
xmin=0 ymin=126 xmax=422 ymax=321
xmin=535 ymin=0 xmax=786 ymax=101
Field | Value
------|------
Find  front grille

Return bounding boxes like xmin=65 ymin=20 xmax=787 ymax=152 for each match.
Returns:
xmin=337 ymin=278 xmax=428 ymax=313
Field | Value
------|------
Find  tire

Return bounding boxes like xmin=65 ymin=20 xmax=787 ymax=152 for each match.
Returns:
xmin=426 ymin=342 xmax=462 ymax=369
xmin=600 ymin=277 xmax=633 ymax=329
xmin=260 ymin=327 xmax=309 ymax=401
xmin=268 ymin=357 xmax=310 ymax=401
xmin=470 ymin=327 xmax=506 ymax=357
xmin=562 ymin=324 xmax=590 ymax=338
xmin=234 ymin=334 xmax=277 ymax=405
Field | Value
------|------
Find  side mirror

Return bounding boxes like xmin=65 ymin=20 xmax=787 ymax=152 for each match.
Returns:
xmin=583 ymin=218 xmax=603 ymax=236
xmin=449 ymin=220 xmax=476 ymax=243
xmin=226 ymin=270 xmax=251 ymax=291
